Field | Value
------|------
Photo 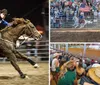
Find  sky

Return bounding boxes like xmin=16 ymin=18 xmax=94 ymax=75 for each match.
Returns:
xmin=0 ymin=0 xmax=48 ymax=26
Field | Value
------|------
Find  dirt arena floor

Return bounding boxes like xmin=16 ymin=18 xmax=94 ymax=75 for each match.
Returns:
xmin=0 ymin=62 xmax=49 ymax=85
xmin=51 ymin=29 xmax=100 ymax=42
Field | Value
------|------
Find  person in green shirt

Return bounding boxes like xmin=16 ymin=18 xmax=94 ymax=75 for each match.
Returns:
xmin=57 ymin=60 xmax=77 ymax=85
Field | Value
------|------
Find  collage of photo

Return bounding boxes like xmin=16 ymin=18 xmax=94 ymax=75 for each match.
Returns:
xmin=0 ymin=0 xmax=99 ymax=85
xmin=50 ymin=0 xmax=100 ymax=85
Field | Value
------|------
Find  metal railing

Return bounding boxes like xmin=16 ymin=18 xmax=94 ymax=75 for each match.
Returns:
xmin=50 ymin=17 xmax=100 ymax=29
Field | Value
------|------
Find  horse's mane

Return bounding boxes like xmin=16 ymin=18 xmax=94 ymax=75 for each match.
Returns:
xmin=0 ymin=18 xmax=30 ymax=33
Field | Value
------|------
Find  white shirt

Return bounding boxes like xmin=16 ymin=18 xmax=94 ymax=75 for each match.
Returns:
xmin=51 ymin=58 xmax=59 ymax=71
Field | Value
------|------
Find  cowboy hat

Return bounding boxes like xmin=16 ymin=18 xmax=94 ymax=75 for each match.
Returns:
xmin=53 ymin=53 xmax=60 ymax=58
xmin=88 ymin=67 xmax=100 ymax=84
xmin=63 ymin=60 xmax=75 ymax=70
xmin=66 ymin=60 xmax=75 ymax=68
xmin=0 ymin=9 xmax=8 ymax=15
xmin=60 ymin=60 xmax=75 ymax=77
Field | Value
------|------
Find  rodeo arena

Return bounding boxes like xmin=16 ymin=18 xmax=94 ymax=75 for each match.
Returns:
xmin=50 ymin=43 xmax=100 ymax=85
xmin=50 ymin=0 xmax=100 ymax=28
xmin=0 ymin=1 xmax=49 ymax=85
xmin=50 ymin=0 xmax=100 ymax=42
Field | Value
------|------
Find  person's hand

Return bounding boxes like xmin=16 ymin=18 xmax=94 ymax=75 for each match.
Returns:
xmin=8 ymin=23 xmax=12 ymax=27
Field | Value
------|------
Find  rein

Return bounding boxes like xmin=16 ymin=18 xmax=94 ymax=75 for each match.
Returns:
xmin=17 ymin=24 xmax=35 ymax=47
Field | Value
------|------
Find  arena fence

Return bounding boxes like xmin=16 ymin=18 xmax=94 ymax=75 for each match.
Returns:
xmin=0 ymin=40 xmax=49 ymax=62
xmin=51 ymin=18 xmax=100 ymax=29
xmin=50 ymin=44 xmax=100 ymax=62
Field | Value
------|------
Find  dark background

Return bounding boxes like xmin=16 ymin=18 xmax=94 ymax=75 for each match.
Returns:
xmin=0 ymin=0 xmax=48 ymax=26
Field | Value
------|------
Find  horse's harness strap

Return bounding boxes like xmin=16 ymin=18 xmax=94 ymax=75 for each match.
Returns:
xmin=26 ymin=24 xmax=35 ymax=37
xmin=19 ymin=24 xmax=35 ymax=45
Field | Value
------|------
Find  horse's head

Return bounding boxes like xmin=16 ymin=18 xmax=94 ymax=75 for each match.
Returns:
xmin=13 ymin=18 xmax=42 ymax=40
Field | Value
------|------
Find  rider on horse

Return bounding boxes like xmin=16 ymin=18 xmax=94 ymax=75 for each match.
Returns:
xmin=0 ymin=9 xmax=12 ymax=29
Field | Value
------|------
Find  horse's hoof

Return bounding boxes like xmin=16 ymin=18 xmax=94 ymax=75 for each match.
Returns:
xmin=33 ymin=64 xmax=39 ymax=68
xmin=20 ymin=74 xmax=26 ymax=79
xmin=26 ymin=75 xmax=30 ymax=79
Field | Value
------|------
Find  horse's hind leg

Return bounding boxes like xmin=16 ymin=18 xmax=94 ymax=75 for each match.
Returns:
xmin=7 ymin=51 xmax=26 ymax=78
xmin=14 ymin=50 xmax=39 ymax=68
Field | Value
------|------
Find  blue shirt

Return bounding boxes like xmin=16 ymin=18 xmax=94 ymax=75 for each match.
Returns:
xmin=1 ymin=19 xmax=9 ymax=26
xmin=79 ymin=15 xmax=83 ymax=19
xmin=0 ymin=19 xmax=11 ymax=29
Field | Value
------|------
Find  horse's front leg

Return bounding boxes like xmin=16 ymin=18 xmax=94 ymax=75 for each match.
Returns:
xmin=10 ymin=61 xmax=26 ymax=78
xmin=7 ymin=51 xmax=26 ymax=78
xmin=13 ymin=50 xmax=39 ymax=68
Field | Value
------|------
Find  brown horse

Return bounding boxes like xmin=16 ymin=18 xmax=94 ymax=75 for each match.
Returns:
xmin=0 ymin=18 xmax=42 ymax=78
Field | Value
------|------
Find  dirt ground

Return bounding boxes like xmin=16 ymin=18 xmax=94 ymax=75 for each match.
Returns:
xmin=51 ymin=29 xmax=100 ymax=42
xmin=0 ymin=62 xmax=49 ymax=85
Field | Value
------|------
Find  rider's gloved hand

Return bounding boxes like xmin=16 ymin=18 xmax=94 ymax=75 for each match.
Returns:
xmin=7 ymin=23 xmax=12 ymax=27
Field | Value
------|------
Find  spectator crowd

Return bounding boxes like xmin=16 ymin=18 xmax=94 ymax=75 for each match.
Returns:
xmin=50 ymin=49 xmax=100 ymax=85
xmin=50 ymin=0 xmax=100 ymax=28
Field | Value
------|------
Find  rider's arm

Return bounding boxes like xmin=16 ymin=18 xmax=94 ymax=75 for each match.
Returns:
xmin=2 ymin=19 xmax=9 ymax=26
xmin=2 ymin=19 xmax=12 ymax=26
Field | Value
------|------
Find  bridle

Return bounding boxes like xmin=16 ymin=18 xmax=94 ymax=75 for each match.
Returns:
xmin=17 ymin=22 xmax=39 ymax=47
xmin=25 ymin=23 xmax=35 ymax=38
